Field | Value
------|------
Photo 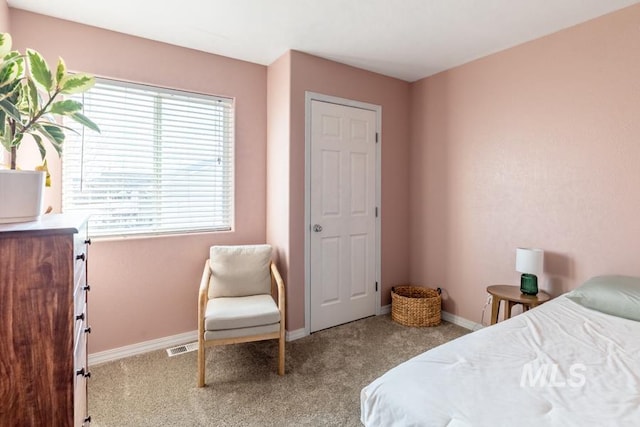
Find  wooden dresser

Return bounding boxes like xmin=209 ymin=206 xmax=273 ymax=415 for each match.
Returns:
xmin=0 ymin=214 xmax=91 ymax=426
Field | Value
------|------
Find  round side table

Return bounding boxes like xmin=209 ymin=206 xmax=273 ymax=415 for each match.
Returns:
xmin=486 ymin=285 xmax=551 ymax=325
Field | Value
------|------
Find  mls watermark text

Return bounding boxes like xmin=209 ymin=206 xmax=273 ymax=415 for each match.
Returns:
xmin=520 ymin=363 xmax=586 ymax=388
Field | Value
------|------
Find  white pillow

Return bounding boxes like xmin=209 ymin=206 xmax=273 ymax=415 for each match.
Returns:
xmin=566 ymin=275 xmax=640 ymax=322
xmin=209 ymin=245 xmax=272 ymax=298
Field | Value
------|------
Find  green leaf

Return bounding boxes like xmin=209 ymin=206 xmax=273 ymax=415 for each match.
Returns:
xmin=27 ymin=78 xmax=38 ymax=115
xmin=32 ymin=133 xmax=46 ymax=160
xmin=35 ymin=115 xmax=78 ymax=134
xmin=11 ymin=132 xmax=23 ymax=149
xmin=0 ymin=97 xmax=22 ymax=123
xmin=70 ymin=111 xmax=100 ymax=133
xmin=0 ymin=52 xmax=24 ymax=87
xmin=0 ymin=80 xmax=20 ymax=105
xmin=0 ymin=127 xmax=10 ymax=151
xmin=50 ymin=99 xmax=82 ymax=115
xmin=59 ymin=73 xmax=95 ymax=94
xmin=26 ymin=48 xmax=53 ymax=93
xmin=42 ymin=123 xmax=65 ymax=144
xmin=34 ymin=123 xmax=65 ymax=156
xmin=0 ymin=33 xmax=12 ymax=57
xmin=0 ymin=120 xmax=12 ymax=150
xmin=55 ymin=57 xmax=66 ymax=87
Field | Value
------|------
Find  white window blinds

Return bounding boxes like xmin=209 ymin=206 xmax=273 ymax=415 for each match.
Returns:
xmin=62 ymin=78 xmax=234 ymax=237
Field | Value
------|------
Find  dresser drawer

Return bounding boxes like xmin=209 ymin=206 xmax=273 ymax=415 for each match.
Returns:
xmin=74 ymin=223 xmax=89 ymax=273
xmin=73 ymin=242 xmax=88 ymax=344
xmin=74 ymin=373 xmax=88 ymax=427
xmin=74 ymin=273 xmax=87 ymax=319
xmin=73 ymin=223 xmax=89 ymax=255
xmin=74 ymin=300 xmax=87 ymax=339
xmin=73 ymin=261 xmax=87 ymax=287
xmin=74 ymin=318 xmax=87 ymax=374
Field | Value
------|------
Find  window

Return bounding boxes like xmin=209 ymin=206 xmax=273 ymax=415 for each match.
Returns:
xmin=62 ymin=78 xmax=234 ymax=237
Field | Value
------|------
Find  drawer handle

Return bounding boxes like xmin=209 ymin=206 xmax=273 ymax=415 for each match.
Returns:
xmin=85 ymin=238 xmax=92 ymax=245
xmin=83 ymin=284 xmax=91 ymax=292
xmin=76 ymin=368 xmax=91 ymax=378
xmin=75 ymin=313 xmax=85 ymax=321
xmin=76 ymin=253 xmax=86 ymax=261
xmin=84 ymin=326 xmax=92 ymax=334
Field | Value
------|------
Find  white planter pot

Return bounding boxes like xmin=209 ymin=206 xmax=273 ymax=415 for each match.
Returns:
xmin=0 ymin=170 xmax=46 ymax=223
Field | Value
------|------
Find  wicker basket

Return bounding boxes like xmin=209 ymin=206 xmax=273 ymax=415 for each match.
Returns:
xmin=391 ymin=285 xmax=442 ymax=327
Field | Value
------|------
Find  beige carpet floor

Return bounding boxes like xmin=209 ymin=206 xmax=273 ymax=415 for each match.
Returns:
xmin=89 ymin=314 xmax=469 ymax=426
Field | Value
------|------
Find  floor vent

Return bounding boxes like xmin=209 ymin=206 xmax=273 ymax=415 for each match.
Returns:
xmin=166 ymin=342 xmax=198 ymax=357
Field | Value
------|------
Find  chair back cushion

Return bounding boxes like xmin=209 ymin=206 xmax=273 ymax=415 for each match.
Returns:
xmin=209 ymin=244 xmax=272 ymax=298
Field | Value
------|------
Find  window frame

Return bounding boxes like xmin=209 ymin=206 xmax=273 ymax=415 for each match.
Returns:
xmin=61 ymin=77 xmax=236 ymax=239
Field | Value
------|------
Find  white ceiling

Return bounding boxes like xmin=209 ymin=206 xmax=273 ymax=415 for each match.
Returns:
xmin=7 ymin=0 xmax=640 ymax=82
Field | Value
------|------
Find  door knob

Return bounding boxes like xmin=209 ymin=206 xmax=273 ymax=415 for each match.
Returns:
xmin=313 ymin=224 xmax=323 ymax=232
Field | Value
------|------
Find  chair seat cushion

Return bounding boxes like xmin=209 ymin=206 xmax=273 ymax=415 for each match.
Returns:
xmin=205 ymin=294 xmax=280 ymax=331
xmin=204 ymin=324 xmax=280 ymax=341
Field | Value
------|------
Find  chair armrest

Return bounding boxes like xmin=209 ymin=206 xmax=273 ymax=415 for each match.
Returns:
xmin=270 ymin=262 xmax=286 ymax=321
xmin=198 ymin=260 xmax=211 ymax=335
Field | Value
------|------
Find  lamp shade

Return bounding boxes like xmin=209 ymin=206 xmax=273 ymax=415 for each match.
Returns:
xmin=515 ymin=248 xmax=544 ymax=275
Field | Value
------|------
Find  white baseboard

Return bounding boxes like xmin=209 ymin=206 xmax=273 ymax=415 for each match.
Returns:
xmin=90 ymin=327 xmax=310 ymax=365
xmin=89 ymin=330 xmax=198 ymax=366
xmin=380 ymin=304 xmax=391 ymax=315
xmin=441 ymin=311 xmax=484 ymax=331
xmin=379 ymin=304 xmax=483 ymax=331
xmin=285 ymin=328 xmax=307 ymax=341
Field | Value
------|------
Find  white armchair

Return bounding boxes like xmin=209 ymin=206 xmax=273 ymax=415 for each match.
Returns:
xmin=198 ymin=244 xmax=285 ymax=387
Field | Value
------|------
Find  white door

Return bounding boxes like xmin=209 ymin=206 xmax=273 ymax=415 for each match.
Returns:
xmin=309 ymin=100 xmax=377 ymax=332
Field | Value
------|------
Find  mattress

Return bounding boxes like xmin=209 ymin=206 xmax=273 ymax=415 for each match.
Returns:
xmin=361 ymin=295 xmax=640 ymax=427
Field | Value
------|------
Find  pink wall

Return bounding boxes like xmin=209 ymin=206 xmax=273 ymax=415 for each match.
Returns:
xmin=10 ymin=10 xmax=268 ymax=352
xmin=409 ymin=4 xmax=640 ymax=324
xmin=0 ymin=1 xmax=8 ymax=33
xmin=266 ymin=52 xmax=292 ymax=325
xmin=284 ymin=51 xmax=411 ymax=330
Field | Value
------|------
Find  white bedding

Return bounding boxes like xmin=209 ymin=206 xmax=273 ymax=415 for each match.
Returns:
xmin=361 ymin=295 xmax=640 ymax=427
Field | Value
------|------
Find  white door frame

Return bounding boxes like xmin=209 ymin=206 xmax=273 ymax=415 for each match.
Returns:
xmin=304 ymin=91 xmax=382 ymax=336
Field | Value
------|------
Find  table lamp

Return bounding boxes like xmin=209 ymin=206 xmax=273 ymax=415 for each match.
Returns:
xmin=516 ymin=248 xmax=544 ymax=295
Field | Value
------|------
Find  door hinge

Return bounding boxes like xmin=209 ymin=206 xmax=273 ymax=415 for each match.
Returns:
xmin=375 ymin=132 xmax=379 ymax=143
xmin=375 ymin=281 xmax=378 ymax=292
xmin=375 ymin=207 xmax=378 ymax=217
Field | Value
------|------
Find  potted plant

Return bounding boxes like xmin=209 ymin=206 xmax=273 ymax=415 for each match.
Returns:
xmin=0 ymin=32 xmax=99 ymax=223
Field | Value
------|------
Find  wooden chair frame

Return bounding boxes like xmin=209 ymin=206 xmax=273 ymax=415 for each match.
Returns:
xmin=198 ymin=260 xmax=285 ymax=387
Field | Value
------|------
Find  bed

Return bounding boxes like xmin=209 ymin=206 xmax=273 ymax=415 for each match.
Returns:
xmin=361 ymin=275 xmax=640 ymax=427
